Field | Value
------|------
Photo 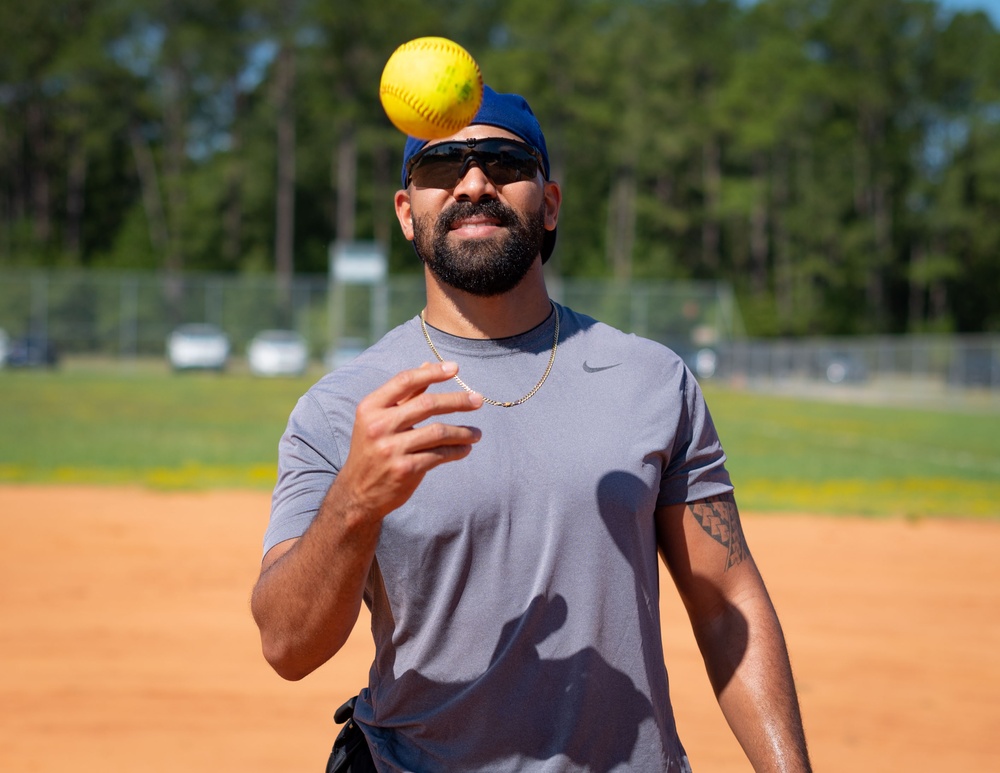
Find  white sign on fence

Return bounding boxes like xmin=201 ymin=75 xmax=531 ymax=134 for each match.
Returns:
xmin=329 ymin=241 xmax=387 ymax=284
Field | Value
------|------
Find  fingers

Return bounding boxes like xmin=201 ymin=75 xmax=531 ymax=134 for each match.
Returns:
xmin=399 ymin=429 xmax=479 ymax=473
xmin=398 ymin=420 xmax=482 ymax=457
xmin=340 ymin=363 xmax=484 ymax=519
xmin=388 ymin=388 xmax=484 ymax=435
xmin=368 ymin=361 xmax=464 ymax=408
xmin=360 ymin=362 xmax=483 ymax=436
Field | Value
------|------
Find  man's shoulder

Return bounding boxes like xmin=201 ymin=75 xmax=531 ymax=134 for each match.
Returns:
xmin=558 ymin=304 xmax=685 ymax=363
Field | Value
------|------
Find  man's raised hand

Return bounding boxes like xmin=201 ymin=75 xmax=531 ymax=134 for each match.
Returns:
xmin=336 ymin=361 xmax=483 ymax=520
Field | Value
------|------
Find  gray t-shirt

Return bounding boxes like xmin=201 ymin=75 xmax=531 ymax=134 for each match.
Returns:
xmin=265 ymin=303 xmax=733 ymax=772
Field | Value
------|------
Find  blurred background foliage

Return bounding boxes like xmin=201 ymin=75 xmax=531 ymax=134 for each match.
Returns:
xmin=2 ymin=0 xmax=999 ymax=337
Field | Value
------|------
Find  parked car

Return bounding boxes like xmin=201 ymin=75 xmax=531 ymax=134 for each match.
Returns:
xmin=0 ymin=328 xmax=8 ymax=367
xmin=5 ymin=334 xmax=59 ymax=368
xmin=693 ymin=347 xmax=718 ymax=379
xmin=167 ymin=323 xmax=230 ymax=371
xmin=815 ymin=350 xmax=868 ymax=384
xmin=247 ymin=329 xmax=309 ymax=377
xmin=668 ymin=343 xmax=718 ymax=381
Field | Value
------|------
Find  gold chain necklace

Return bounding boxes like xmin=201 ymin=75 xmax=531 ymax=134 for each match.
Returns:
xmin=419 ymin=303 xmax=560 ymax=408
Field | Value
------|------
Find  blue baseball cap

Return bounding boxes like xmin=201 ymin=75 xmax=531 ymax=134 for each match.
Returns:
xmin=400 ymin=85 xmax=557 ymax=262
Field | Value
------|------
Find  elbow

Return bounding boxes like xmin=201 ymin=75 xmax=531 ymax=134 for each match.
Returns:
xmin=260 ymin=635 xmax=320 ymax=682
xmin=271 ymin=661 xmax=313 ymax=682
xmin=251 ymin=589 xmax=323 ymax=681
xmin=250 ymin=577 xmax=355 ymax=681
xmin=258 ymin=627 xmax=349 ymax=682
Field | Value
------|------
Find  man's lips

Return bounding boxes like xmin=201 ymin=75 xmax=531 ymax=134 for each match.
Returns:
xmin=449 ymin=216 xmax=503 ymax=235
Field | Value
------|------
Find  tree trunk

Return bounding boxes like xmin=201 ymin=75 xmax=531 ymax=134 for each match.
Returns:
xmin=858 ymin=111 xmax=889 ymax=330
xmin=606 ymin=166 xmax=636 ymax=281
xmin=750 ymin=152 xmax=770 ymax=296
xmin=26 ymin=103 xmax=52 ymax=245
xmin=222 ymin=90 xmax=245 ymax=265
xmin=273 ymin=42 xmax=296 ymax=290
xmin=162 ymin=64 xmax=187 ymax=275
xmin=128 ymin=122 xmax=169 ymax=256
xmin=701 ymin=135 xmax=721 ymax=271
xmin=907 ymin=243 xmax=926 ymax=331
xmin=929 ymin=279 xmax=948 ymax=325
xmin=65 ymin=134 xmax=87 ymax=262
xmin=772 ymin=148 xmax=792 ymax=324
xmin=333 ymin=123 xmax=357 ymax=244
xmin=373 ymin=143 xmax=392 ymax=250
xmin=868 ymin=172 xmax=891 ymax=327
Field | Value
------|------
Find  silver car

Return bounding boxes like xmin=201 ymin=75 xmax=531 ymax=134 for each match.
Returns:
xmin=167 ymin=323 xmax=230 ymax=371
xmin=248 ymin=329 xmax=309 ymax=377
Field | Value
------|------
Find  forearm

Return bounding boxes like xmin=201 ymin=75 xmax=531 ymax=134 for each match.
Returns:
xmin=251 ymin=482 xmax=381 ymax=680
xmin=694 ymin=592 xmax=811 ymax=772
xmin=252 ymin=361 xmax=483 ymax=680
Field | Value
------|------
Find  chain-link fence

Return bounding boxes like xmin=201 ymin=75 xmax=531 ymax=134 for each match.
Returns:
xmin=0 ymin=269 xmax=740 ymax=363
xmin=0 ymin=270 xmax=332 ymax=359
xmin=1 ymin=269 xmax=996 ymax=404
xmin=709 ymin=335 xmax=1000 ymax=405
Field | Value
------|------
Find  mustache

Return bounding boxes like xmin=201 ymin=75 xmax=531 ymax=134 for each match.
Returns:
xmin=438 ymin=198 xmax=518 ymax=230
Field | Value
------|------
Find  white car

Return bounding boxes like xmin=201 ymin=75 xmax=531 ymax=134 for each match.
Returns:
xmin=694 ymin=348 xmax=717 ymax=379
xmin=248 ymin=329 xmax=309 ymax=377
xmin=0 ymin=328 xmax=8 ymax=367
xmin=167 ymin=323 xmax=230 ymax=370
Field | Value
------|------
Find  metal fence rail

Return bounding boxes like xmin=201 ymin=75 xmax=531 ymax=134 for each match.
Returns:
xmin=712 ymin=336 xmax=1000 ymax=404
xmin=0 ymin=269 xmax=740 ymax=361
xmin=1 ymin=269 xmax=996 ymax=404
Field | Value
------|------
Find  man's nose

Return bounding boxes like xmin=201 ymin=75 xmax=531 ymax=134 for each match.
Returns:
xmin=452 ymin=158 xmax=498 ymax=200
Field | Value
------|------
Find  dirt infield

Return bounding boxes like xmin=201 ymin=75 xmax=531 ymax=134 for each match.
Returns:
xmin=1 ymin=486 xmax=998 ymax=772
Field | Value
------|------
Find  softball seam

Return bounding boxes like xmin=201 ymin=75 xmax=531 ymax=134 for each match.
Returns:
xmin=399 ymin=37 xmax=469 ymax=63
xmin=380 ymin=83 xmax=469 ymax=133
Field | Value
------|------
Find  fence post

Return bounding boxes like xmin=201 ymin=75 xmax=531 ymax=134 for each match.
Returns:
xmin=120 ymin=276 xmax=138 ymax=362
xmin=31 ymin=272 xmax=49 ymax=341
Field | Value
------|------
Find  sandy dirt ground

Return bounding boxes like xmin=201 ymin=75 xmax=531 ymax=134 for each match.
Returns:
xmin=1 ymin=485 xmax=998 ymax=772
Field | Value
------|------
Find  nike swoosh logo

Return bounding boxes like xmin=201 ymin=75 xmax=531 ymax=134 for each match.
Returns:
xmin=583 ymin=361 xmax=621 ymax=373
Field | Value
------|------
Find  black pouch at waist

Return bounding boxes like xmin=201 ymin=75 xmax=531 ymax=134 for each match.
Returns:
xmin=326 ymin=696 xmax=377 ymax=773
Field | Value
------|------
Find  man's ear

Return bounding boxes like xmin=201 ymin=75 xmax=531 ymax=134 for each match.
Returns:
xmin=543 ymin=180 xmax=561 ymax=232
xmin=394 ymin=189 xmax=415 ymax=241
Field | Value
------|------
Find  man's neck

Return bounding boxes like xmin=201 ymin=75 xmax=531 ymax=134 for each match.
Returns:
xmin=423 ymin=267 xmax=552 ymax=339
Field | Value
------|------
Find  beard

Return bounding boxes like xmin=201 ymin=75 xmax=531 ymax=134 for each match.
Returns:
xmin=411 ymin=198 xmax=547 ymax=297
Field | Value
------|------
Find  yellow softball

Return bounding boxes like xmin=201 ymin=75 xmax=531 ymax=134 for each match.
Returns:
xmin=379 ymin=37 xmax=484 ymax=140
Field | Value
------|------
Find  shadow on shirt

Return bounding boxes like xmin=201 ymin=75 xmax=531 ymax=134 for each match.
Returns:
xmin=377 ymin=593 xmax=655 ymax=771
xmin=367 ymin=469 xmax=730 ymax=771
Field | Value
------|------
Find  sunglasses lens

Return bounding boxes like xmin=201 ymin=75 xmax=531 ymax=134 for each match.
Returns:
xmin=409 ymin=145 xmax=469 ymax=188
xmin=408 ymin=140 xmax=540 ymax=188
xmin=489 ymin=146 xmax=540 ymax=183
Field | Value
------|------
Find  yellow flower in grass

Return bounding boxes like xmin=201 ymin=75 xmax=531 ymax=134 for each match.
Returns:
xmin=737 ymin=478 xmax=1000 ymax=518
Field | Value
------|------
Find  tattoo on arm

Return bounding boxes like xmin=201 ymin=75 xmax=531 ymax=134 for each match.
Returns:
xmin=689 ymin=493 xmax=749 ymax=571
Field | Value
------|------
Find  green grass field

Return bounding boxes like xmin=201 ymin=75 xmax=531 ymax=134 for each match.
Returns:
xmin=700 ymin=386 xmax=1000 ymax=518
xmin=1 ymin=362 xmax=997 ymax=518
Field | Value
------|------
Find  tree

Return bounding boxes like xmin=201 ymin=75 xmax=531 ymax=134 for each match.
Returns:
xmin=2 ymin=0 xmax=1000 ymax=335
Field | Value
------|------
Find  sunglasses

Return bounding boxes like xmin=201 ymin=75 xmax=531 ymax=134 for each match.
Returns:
xmin=404 ymin=137 xmax=546 ymax=189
